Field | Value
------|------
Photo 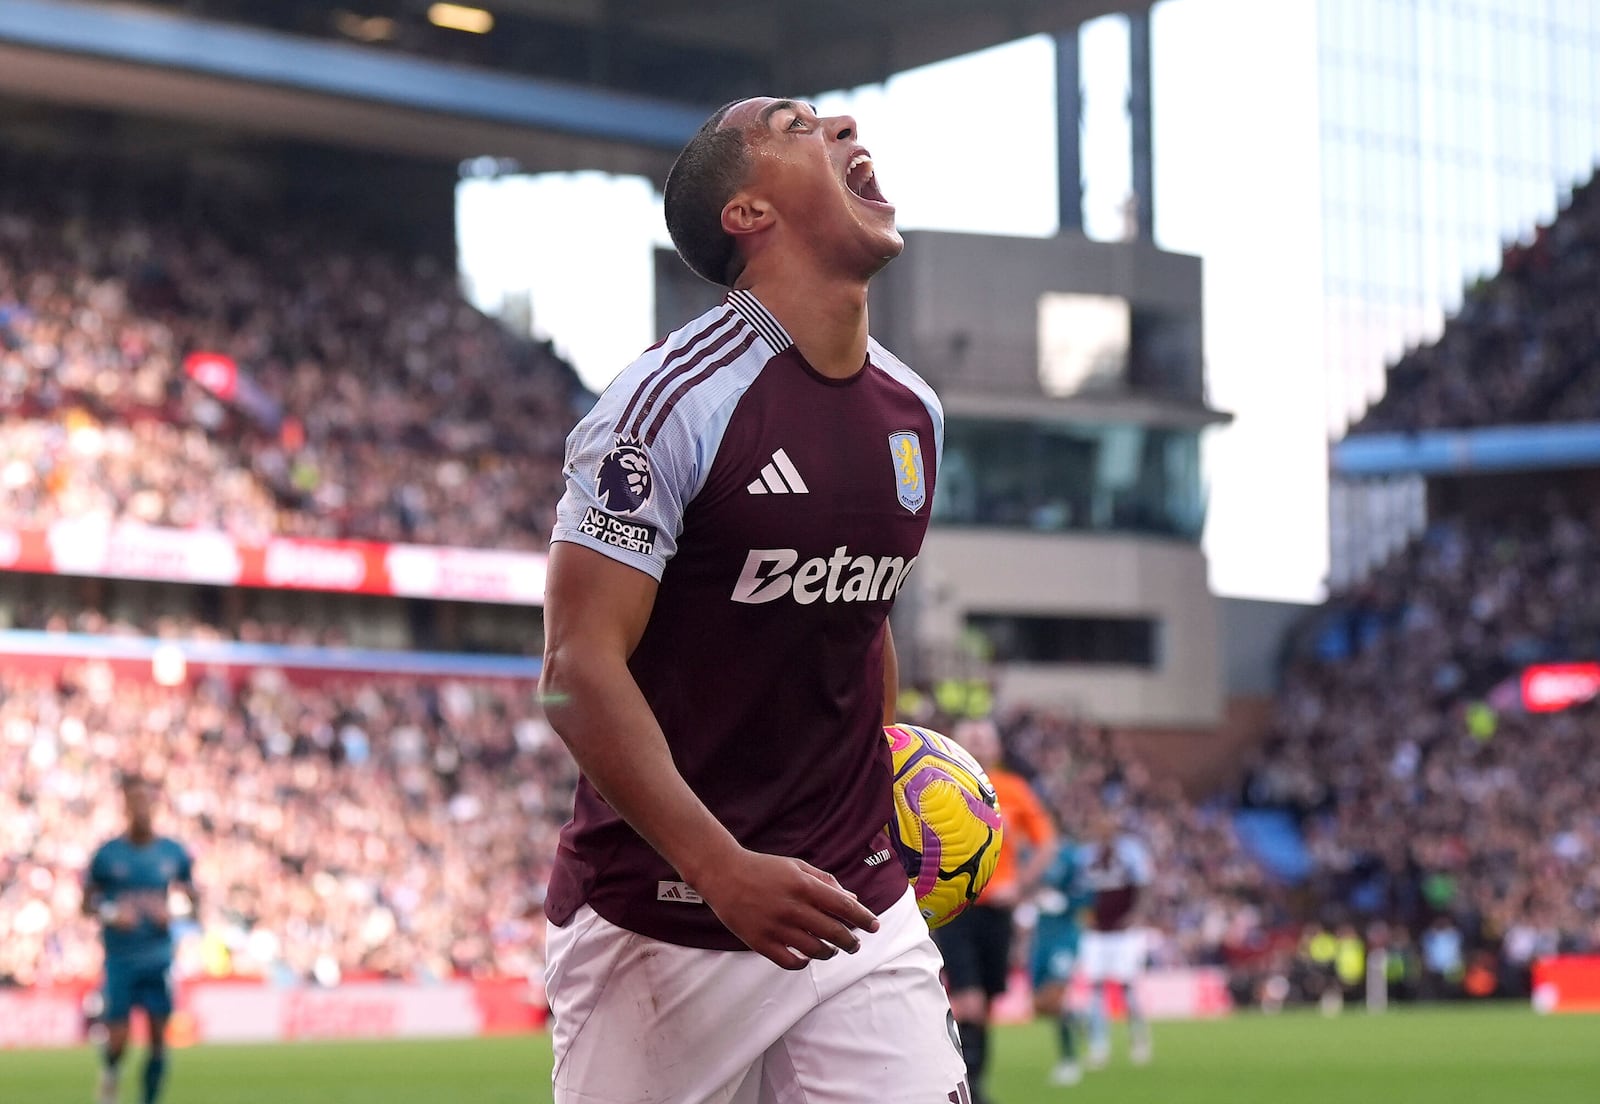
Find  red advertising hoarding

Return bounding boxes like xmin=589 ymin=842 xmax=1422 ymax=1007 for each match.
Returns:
xmin=1520 ymin=663 xmax=1600 ymax=713
xmin=1533 ymin=956 xmax=1600 ymax=1014
xmin=0 ymin=978 xmax=546 ymax=1049
xmin=0 ymin=522 xmax=546 ymax=606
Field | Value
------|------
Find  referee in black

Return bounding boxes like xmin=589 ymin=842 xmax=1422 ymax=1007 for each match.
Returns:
xmin=934 ymin=717 xmax=1058 ymax=1104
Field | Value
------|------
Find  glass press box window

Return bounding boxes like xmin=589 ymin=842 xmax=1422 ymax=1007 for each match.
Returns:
xmin=932 ymin=417 xmax=1204 ymax=540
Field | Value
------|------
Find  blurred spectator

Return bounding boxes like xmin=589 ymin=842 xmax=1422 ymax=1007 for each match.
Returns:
xmin=1420 ymin=916 xmax=1464 ymax=1000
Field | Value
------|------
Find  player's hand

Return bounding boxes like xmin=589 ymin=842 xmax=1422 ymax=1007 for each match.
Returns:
xmin=1035 ymin=888 xmax=1069 ymax=913
xmin=696 ymin=849 xmax=882 ymax=971
xmin=985 ymin=882 xmax=1021 ymax=908
xmin=101 ymin=901 xmax=137 ymax=930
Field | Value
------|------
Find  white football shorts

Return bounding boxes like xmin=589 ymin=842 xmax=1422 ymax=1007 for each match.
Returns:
xmin=544 ymin=886 xmax=969 ymax=1103
xmin=1078 ymin=928 xmax=1148 ymax=984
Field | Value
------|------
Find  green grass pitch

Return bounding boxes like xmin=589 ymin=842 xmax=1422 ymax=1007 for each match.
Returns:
xmin=2 ymin=1005 xmax=1595 ymax=1103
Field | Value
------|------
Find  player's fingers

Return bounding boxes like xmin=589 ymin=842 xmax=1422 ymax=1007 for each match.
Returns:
xmin=758 ymin=941 xmax=811 ymax=971
xmin=804 ymin=915 xmax=862 ymax=955
xmin=783 ymin=930 xmax=839 ymax=962
xmin=768 ymin=898 xmax=852 ymax=955
xmin=794 ymin=860 xmax=844 ymax=890
xmin=807 ymin=884 xmax=881 ymax=935
xmin=794 ymin=861 xmax=881 ymax=933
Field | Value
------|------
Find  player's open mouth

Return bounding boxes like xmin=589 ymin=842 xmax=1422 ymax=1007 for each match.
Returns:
xmin=845 ymin=151 xmax=890 ymax=207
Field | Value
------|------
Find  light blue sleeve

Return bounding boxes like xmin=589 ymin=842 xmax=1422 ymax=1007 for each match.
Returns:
xmin=1124 ymin=837 xmax=1155 ymax=887
xmin=549 ymin=376 xmax=702 ymax=581
xmin=551 ymin=318 xmax=762 ymax=580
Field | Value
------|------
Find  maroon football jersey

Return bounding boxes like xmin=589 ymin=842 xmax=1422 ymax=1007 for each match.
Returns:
xmin=545 ymin=289 xmax=942 ymax=949
xmin=1082 ymin=836 xmax=1153 ymax=932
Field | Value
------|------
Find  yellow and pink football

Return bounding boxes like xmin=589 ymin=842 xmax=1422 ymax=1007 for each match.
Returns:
xmin=884 ymin=723 xmax=1004 ymax=928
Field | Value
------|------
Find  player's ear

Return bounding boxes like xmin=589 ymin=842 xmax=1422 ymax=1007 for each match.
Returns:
xmin=721 ymin=192 xmax=774 ymax=241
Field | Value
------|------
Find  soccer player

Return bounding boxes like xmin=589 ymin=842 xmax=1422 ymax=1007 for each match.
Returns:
xmin=1029 ymin=835 xmax=1093 ymax=1087
xmin=539 ymin=97 xmax=967 ymax=1101
xmin=932 ymin=717 xmax=1057 ymax=1104
xmin=82 ymin=774 xmax=197 ymax=1104
xmin=1077 ymin=812 xmax=1154 ymax=1068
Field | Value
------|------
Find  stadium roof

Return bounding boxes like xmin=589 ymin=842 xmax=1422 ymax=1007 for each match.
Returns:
xmin=0 ymin=0 xmax=1149 ymax=176
xmin=457 ymin=0 xmax=1152 ymax=95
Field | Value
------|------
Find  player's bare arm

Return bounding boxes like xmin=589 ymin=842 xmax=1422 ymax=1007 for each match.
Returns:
xmin=540 ymin=541 xmax=880 ymax=970
xmin=82 ymin=870 xmax=133 ymax=930
xmin=1018 ymin=820 xmax=1059 ymax=895
xmin=990 ymin=789 xmax=1056 ymax=908
xmin=162 ymin=879 xmax=200 ymax=931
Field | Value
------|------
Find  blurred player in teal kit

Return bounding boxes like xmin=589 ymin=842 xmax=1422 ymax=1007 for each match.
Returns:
xmin=83 ymin=775 xmax=198 ymax=1104
xmin=1030 ymin=837 xmax=1094 ymax=1087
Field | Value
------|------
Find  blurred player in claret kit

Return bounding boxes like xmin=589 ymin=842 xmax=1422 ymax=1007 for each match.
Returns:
xmin=82 ymin=775 xmax=198 ymax=1104
xmin=1079 ymin=812 xmax=1155 ymax=1068
xmin=539 ymin=96 xmax=970 ymax=1102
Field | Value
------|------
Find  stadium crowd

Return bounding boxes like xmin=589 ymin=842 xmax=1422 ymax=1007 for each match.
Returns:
xmin=0 ymin=666 xmax=571 ymax=989
xmin=0 ymin=654 xmax=1277 ymax=990
xmin=0 ymin=152 xmax=578 ymax=550
xmin=1355 ymin=174 xmax=1600 ymax=432
xmin=1249 ymin=501 xmax=1600 ymax=994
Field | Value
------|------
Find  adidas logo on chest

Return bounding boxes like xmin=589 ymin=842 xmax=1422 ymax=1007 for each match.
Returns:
xmin=746 ymin=448 xmax=808 ymax=495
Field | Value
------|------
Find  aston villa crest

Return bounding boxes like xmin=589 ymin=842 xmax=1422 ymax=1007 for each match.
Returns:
xmin=888 ymin=431 xmax=925 ymax=513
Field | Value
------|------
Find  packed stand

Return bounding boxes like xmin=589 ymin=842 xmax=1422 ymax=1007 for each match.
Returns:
xmin=1354 ymin=173 xmax=1600 ymax=433
xmin=1249 ymin=501 xmax=1600 ymax=997
xmin=0 ymin=665 xmax=574 ymax=988
xmin=0 ymin=153 xmax=579 ymax=550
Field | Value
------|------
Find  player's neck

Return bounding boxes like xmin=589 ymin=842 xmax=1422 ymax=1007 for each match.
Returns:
xmin=738 ymin=266 xmax=870 ymax=381
xmin=127 ymin=827 xmax=155 ymax=846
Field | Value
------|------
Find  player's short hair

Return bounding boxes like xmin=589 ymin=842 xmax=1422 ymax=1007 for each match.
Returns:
xmin=119 ymin=771 xmax=151 ymax=793
xmin=663 ymin=101 xmax=751 ymax=287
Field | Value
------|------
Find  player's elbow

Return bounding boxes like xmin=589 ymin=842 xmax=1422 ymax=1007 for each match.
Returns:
xmin=541 ymin=625 xmax=640 ymax=762
xmin=539 ymin=649 xmax=575 ymax=724
xmin=539 ymin=643 xmax=600 ymax=748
